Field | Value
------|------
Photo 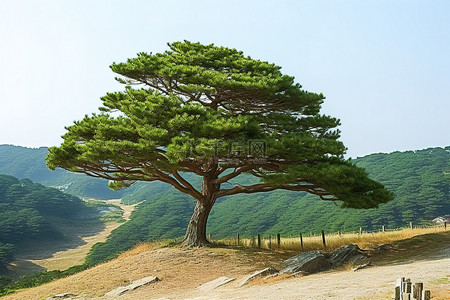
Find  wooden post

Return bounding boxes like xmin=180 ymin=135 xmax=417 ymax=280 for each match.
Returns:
xmin=403 ymin=280 xmax=411 ymax=293
xmin=406 ymin=282 xmax=412 ymax=294
xmin=321 ymin=230 xmax=326 ymax=249
xmin=413 ymin=282 xmax=423 ymax=300
xmin=269 ymin=235 xmax=271 ymax=249
xmin=277 ymin=233 xmax=281 ymax=247
xmin=422 ymin=290 xmax=430 ymax=300
xmin=445 ymin=221 xmax=447 ymax=230
xmin=359 ymin=227 xmax=362 ymax=235
xmin=382 ymin=225 xmax=385 ymax=232
xmin=257 ymin=234 xmax=261 ymax=248
xmin=237 ymin=233 xmax=240 ymax=245
xmin=410 ymin=222 xmax=413 ymax=229
xmin=208 ymin=233 xmax=212 ymax=241
xmin=395 ymin=277 xmax=404 ymax=300
xmin=394 ymin=286 xmax=401 ymax=300
xmin=299 ymin=233 xmax=303 ymax=250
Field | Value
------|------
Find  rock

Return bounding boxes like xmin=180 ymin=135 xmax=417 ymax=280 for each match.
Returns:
xmin=46 ymin=293 xmax=76 ymax=299
xmin=281 ymin=250 xmax=331 ymax=274
xmin=263 ymin=273 xmax=280 ymax=280
xmin=327 ymin=244 xmax=368 ymax=267
xmin=127 ymin=275 xmax=159 ymax=291
xmin=197 ymin=276 xmax=235 ymax=291
xmin=105 ymin=286 xmax=129 ymax=297
xmin=287 ymin=270 xmax=308 ymax=278
xmin=104 ymin=275 xmax=159 ymax=297
xmin=352 ymin=261 xmax=371 ymax=271
xmin=373 ymin=243 xmax=394 ymax=251
xmin=238 ymin=267 xmax=278 ymax=286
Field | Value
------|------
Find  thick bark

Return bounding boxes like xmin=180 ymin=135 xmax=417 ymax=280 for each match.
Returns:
xmin=182 ymin=197 xmax=214 ymax=246
xmin=182 ymin=171 xmax=218 ymax=246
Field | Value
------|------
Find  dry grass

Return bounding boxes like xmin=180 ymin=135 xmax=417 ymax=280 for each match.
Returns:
xmin=118 ymin=240 xmax=174 ymax=258
xmin=5 ymin=231 xmax=449 ymax=300
xmin=217 ymin=224 xmax=449 ymax=252
xmin=2 ymin=242 xmax=284 ymax=300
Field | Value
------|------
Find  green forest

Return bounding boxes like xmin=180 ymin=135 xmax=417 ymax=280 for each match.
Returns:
xmin=0 ymin=175 xmax=91 ymax=272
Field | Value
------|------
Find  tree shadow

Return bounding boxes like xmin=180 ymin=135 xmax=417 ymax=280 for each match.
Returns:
xmin=8 ymin=218 xmax=107 ymax=277
xmin=368 ymin=232 xmax=450 ymax=267
xmin=16 ymin=219 xmax=106 ymax=259
xmin=5 ymin=260 xmax=47 ymax=280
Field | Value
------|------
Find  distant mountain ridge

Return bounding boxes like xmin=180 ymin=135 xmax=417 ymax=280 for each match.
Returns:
xmin=0 ymin=145 xmax=132 ymax=199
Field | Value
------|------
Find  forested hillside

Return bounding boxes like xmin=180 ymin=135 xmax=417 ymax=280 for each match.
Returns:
xmin=0 ymin=145 xmax=133 ymax=199
xmin=0 ymin=175 xmax=92 ymax=272
xmin=86 ymin=146 xmax=449 ymax=265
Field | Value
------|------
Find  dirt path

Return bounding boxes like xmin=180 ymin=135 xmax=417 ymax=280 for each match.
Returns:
xmin=168 ymin=257 xmax=450 ymax=300
xmin=106 ymin=199 xmax=137 ymax=221
xmin=20 ymin=200 xmax=138 ymax=272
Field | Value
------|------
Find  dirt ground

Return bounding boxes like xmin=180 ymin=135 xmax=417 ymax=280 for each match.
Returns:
xmin=4 ymin=232 xmax=449 ymax=300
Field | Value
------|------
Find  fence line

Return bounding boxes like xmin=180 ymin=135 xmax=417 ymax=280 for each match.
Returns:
xmin=214 ymin=222 xmax=448 ymax=251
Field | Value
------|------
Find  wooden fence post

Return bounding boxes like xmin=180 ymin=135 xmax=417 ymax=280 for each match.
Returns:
xmin=410 ymin=222 xmax=413 ymax=229
xmin=445 ymin=221 xmax=447 ymax=230
xmin=395 ymin=277 xmax=403 ymax=300
xmin=299 ymin=233 xmax=303 ymax=250
xmin=382 ymin=225 xmax=385 ymax=232
xmin=413 ymin=282 xmax=423 ymax=299
xmin=257 ymin=234 xmax=261 ymax=248
xmin=237 ymin=233 xmax=240 ymax=245
xmin=321 ymin=230 xmax=326 ymax=249
xmin=359 ymin=227 xmax=362 ymax=235
xmin=395 ymin=277 xmax=429 ymax=300
xmin=277 ymin=233 xmax=281 ymax=247
xmin=269 ymin=235 xmax=272 ymax=249
xmin=406 ymin=281 xmax=412 ymax=293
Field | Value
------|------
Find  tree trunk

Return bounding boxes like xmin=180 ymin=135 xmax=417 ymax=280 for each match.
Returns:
xmin=182 ymin=172 xmax=218 ymax=246
xmin=182 ymin=198 xmax=214 ymax=246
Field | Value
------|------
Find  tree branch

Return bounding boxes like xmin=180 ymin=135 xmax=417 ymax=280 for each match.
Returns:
xmin=217 ymin=183 xmax=277 ymax=197
xmin=216 ymin=181 xmax=338 ymax=200
xmin=214 ymin=165 xmax=254 ymax=184
xmin=172 ymin=170 xmax=202 ymax=199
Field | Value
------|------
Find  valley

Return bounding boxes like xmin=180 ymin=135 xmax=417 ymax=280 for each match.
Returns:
xmin=8 ymin=200 xmax=137 ymax=278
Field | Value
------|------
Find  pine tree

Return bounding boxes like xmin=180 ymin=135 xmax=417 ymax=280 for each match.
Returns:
xmin=47 ymin=41 xmax=392 ymax=246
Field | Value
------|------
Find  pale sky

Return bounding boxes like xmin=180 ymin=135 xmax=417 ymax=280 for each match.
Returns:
xmin=0 ymin=0 xmax=449 ymax=158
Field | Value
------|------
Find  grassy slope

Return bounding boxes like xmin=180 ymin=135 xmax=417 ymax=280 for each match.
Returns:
xmin=3 ymin=231 xmax=449 ymax=300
